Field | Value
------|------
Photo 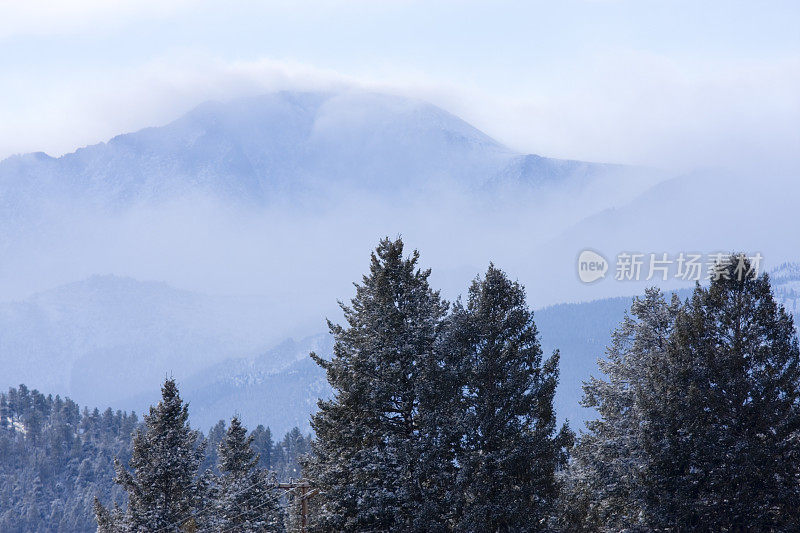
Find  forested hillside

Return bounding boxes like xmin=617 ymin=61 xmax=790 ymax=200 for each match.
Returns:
xmin=0 ymin=385 xmax=309 ymax=532
xmin=0 ymin=386 xmax=134 ymax=531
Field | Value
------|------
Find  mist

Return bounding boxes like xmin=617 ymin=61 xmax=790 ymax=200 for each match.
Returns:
xmin=2 ymin=5 xmax=799 ymax=530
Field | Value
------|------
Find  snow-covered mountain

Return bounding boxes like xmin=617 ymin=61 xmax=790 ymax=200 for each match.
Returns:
xmin=0 ymin=90 xmax=666 ymax=305
xmin=0 ymin=91 xmax=628 ymax=216
xmin=0 ymin=84 xmax=653 ymax=423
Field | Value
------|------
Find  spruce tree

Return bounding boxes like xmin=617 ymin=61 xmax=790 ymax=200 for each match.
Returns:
xmin=648 ymin=257 xmax=800 ymax=529
xmin=276 ymin=427 xmax=310 ymax=481
xmin=447 ymin=264 xmax=572 ymax=531
xmin=565 ymin=257 xmax=800 ymax=530
xmin=93 ymin=498 xmax=123 ymax=533
xmin=251 ymin=424 xmax=274 ymax=470
xmin=561 ymin=288 xmax=680 ymax=531
xmin=215 ymin=416 xmax=285 ymax=532
xmin=99 ymin=378 xmax=206 ymax=532
xmin=306 ymin=237 xmax=449 ymax=532
xmin=0 ymin=395 xmax=9 ymax=429
xmin=200 ymin=419 xmax=227 ymax=474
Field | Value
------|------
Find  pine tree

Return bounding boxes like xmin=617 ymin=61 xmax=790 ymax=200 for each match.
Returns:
xmin=276 ymin=427 xmax=310 ymax=481
xmin=561 ymin=287 xmax=680 ymax=531
xmin=251 ymin=424 xmax=274 ymax=470
xmin=200 ymin=419 xmax=227 ymax=474
xmin=93 ymin=497 xmax=118 ymax=533
xmin=565 ymin=257 xmax=800 ymax=530
xmin=306 ymin=237 xmax=449 ymax=532
xmin=648 ymin=257 xmax=800 ymax=529
xmin=100 ymin=378 xmax=206 ymax=532
xmin=215 ymin=416 xmax=285 ymax=532
xmin=447 ymin=264 xmax=573 ymax=532
xmin=0 ymin=395 xmax=9 ymax=429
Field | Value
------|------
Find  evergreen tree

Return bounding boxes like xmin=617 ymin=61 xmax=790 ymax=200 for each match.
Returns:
xmin=0 ymin=379 xmax=301 ymax=532
xmin=275 ymin=427 xmax=311 ymax=481
xmin=306 ymin=237 xmax=449 ymax=532
xmin=650 ymin=257 xmax=800 ymax=529
xmin=93 ymin=497 xmax=120 ymax=533
xmin=447 ymin=265 xmax=572 ymax=531
xmin=0 ymin=395 xmax=8 ymax=429
xmin=565 ymin=257 xmax=800 ymax=531
xmin=251 ymin=424 xmax=274 ymax=470
xmin=215 ymin=416 xmax=285 ymax=532
xmin=561 ymin=287 xmax=680 ymax=531
xmin=0 ymin=384 xmax=134 ymax=531
xmin=100 ymin=378 xmax=206 ymax=532
xmin=200 ymin=419 xmax=227 ymax=474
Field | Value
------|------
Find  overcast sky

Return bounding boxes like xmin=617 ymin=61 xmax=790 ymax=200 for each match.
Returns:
xmin=1 ymin=0 xmax=798 ymax=173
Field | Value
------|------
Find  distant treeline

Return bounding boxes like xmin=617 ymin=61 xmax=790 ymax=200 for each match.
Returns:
xmin=0 ymin=384 xmax=310 ymax=531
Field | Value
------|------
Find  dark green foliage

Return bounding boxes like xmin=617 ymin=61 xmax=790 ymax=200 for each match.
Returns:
xmin=274 ymin=427 xmax=311 ymax=481
xmin=215 ymin=416 xmax=285 ymax=532
xmin=200 ymin=419 xmax=227 ymax=474
xmin=649 ymin=260 xmax=800 ymax=529
xmin=562 ymin=288 xmax=681 ymax=531
xmin=447 ymin=265 xmax=573 ymax=531
xmin=96 ymin=381 xmax=303 ymax=532
xmin=251 ymin=424 xmax=274 ymax=470
xmin=105 ymin=378 xmax=206 ymax=532
xmin=534 ymin=289 xmax=693 ymax=426
xmin=307 ymin=240 xmax=570 ymax=532
xmin=307 ymin=237 xmax=450 ymax=531
xmin=0 ymin=378 xmax=311 ymax=532
xmin=565 ymin=256 xmax=800 ymax=531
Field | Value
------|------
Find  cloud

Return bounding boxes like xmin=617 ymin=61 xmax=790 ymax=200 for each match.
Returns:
xmin=0 ymin=0 xmax=193 ymax=39
xmin=436 ymin=49 xmax=800 ymax=174
xmin=0 ymin=54 xmax=351 ymax=160
xmin=0 ymin=46 xmax=797 ymax=175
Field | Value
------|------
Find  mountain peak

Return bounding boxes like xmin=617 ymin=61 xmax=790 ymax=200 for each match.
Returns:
xmin=0 ymin=90 xmax=618 ymax=215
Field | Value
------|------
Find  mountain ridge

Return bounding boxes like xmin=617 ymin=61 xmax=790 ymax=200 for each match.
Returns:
xmin=0 ymin=90 xmax=629 ymax=213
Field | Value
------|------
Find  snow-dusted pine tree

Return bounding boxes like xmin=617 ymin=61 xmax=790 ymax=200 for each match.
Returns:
xmin=215 ymin=416 xmax=285 ymax=532
xmin=251 ymin=424 xmax=274 ymax=470
xmin=93 ymin=497 xmax=119 ymax=533
xmin=446 ymin=264 xmax=573 ymax=532
xmin=306 ymin=237 xmax=450 ymax=532
xmin=561 ymin=287 xmax=680 ymax=531
xmin=564 ymin=257 xmax=800 ymax=531
xmin=649 ymin=257 xmax=800 ymax=529
xmin=98 ymin=378 xmax=207 ymax=532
